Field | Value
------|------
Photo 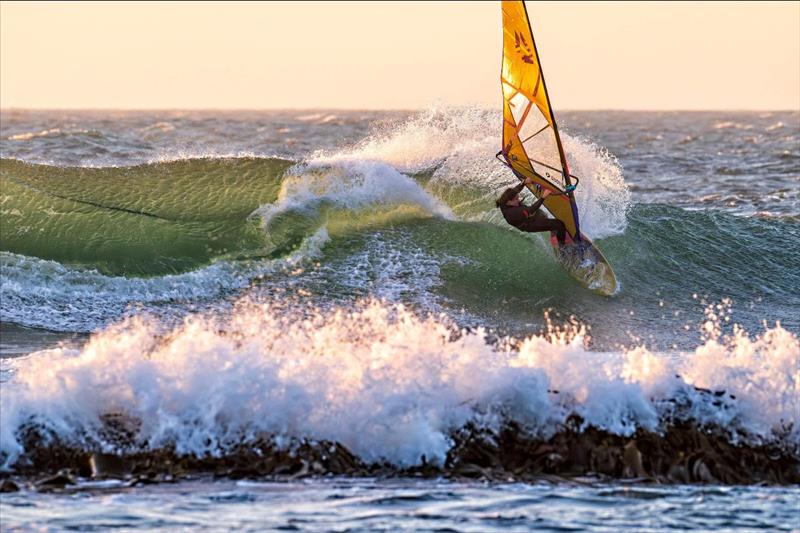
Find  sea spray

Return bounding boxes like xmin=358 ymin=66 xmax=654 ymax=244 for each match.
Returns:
xmin=311 ymin=106 xmax=630 ymax=238
xmin=2 ymin=299 xmax=796 ymax=471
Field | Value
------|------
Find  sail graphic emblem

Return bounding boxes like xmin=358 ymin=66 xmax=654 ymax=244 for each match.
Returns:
xmin=513 ymin=31 xmax=534 ymax=64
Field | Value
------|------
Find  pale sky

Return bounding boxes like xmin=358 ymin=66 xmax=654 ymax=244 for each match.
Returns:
xmin=1 ymin=1 xmax=799 ymax=110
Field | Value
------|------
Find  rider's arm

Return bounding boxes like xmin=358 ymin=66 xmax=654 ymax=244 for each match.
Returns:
xmin=523 ymin=186 xmax=554 ymax=217
xmin=525 ymin=197 xmax=545 ymax=217
xmin=511 ymin=181 xmax=526 ymax=196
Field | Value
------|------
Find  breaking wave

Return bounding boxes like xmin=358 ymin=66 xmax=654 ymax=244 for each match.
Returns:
xmin=1 ymin=299 xmax=796 ymax=470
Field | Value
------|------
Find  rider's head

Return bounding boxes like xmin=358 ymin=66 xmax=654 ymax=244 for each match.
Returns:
xmin=496 ymin=187 xmax=521 ymax=207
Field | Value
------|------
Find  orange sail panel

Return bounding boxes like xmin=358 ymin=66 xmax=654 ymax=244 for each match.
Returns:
xmin=500 ymin=0 xmax=580 ymax=238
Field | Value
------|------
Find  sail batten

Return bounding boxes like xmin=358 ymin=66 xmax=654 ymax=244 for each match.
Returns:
xmin=500 ymin=0 xmax=581 ymax=239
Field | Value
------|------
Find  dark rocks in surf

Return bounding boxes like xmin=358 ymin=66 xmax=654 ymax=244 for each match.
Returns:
xmin=89 ymin=453 xmax=132 ymax=479
xmin=445 ymin=418 xmax=799 ymax=485
xmin=35 ymin=470 xmax=76 ymax=490
xmin=5 ymin=415 xmax=798 ymax=487
xmin=0 ymin=479 xmax=20 ymax=493
xmin=8 ymin=420 xmax=370 ymax=486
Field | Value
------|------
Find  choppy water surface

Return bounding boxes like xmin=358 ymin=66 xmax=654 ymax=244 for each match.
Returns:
xmin=2 ymin=479 xmax=799 ymax=532
xmin=1 ymin=108 xmax=798 ymax=531
xmin=2 ymin=109 xmax=797 ymax=342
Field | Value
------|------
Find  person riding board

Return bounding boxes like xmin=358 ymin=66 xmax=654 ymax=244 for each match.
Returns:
xmin=496 ymin=177 xmax=567 ymax=245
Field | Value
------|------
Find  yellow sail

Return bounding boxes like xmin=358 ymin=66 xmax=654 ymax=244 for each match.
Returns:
xmin=500 ymin=0 xmax=581 ymax=239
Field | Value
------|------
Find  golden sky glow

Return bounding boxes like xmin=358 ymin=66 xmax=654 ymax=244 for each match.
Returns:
xmin=2 ymin=1 xmax=798 ymax=110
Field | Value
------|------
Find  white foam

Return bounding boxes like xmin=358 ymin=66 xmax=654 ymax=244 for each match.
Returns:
xmin=254 ymin=158 xmax=454 ymax=230
xmin=713 ymin=121 xmax=753 ymax=130
xmin=144 ymin=151 xmax=267 ymax=165
xmin=1 ymin=300 xmax=795 ymax=469
xmin=321 ymin=105 xmax=494 ymax=174
xmin=139 ymin=121 xmax=176 ymax=134
xmin=308 ymin=229 xmax=471 ymax=311
xmin=295 ymin=113 xmax=336 ymax=123
xmin=560 ymin=135 xmax=630 ymax=239
xmin=681 ymin=324 xmax=799 ymax=441
xmin=6 ymin=128 xmax=64 ymax=141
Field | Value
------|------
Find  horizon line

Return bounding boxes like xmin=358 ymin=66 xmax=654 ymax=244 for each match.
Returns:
xmin=2 ymin=106 xmax=799 ymax=113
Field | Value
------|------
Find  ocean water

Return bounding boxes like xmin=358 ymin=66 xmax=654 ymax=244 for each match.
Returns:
xmin=1 ymin=108 xmax=798 ymax=530
xmin=2 ymin=479 xmax=799 ymax=532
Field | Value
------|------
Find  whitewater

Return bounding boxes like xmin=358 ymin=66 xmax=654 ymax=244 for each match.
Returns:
xmin=2 ymin=298 xmax=797 ymax=469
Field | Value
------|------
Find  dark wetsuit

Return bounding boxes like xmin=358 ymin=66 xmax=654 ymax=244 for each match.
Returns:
xmin=499 ymin=182 xmax=567 ymax=244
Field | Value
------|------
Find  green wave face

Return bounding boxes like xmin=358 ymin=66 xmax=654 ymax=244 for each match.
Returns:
xmin=0 ymin=158 xmax=293 ymax=275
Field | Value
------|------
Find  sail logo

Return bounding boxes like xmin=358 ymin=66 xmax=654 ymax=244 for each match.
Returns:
xmin=513 ymin=31 xmax=535 ymax=64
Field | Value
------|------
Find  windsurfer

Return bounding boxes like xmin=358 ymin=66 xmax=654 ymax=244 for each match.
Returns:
xmin=496 ymin=177 xmax=567 ymax=245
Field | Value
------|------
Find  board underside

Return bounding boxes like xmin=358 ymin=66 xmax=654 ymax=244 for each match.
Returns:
xmin=551 ymin=234 xmax=618 ymax=296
